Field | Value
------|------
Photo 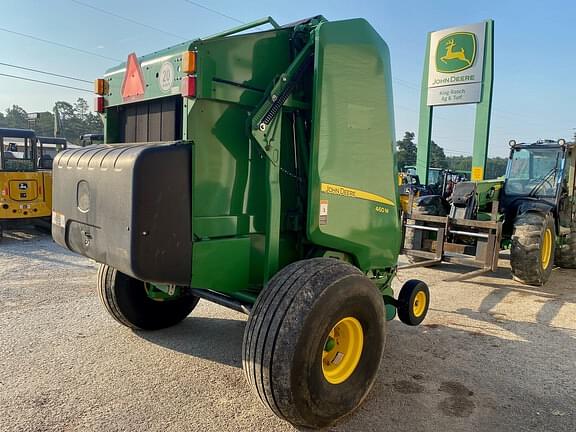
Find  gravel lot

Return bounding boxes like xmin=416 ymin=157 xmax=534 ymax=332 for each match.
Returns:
xmin=1 ymin=229 xmax=575 ymax=432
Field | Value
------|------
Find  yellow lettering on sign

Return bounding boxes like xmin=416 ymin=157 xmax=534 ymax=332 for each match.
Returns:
xmin=471 ymin=166 xmax=484 ymax=181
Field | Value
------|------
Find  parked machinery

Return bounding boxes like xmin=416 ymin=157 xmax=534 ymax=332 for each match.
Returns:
xmin=403 ymin=139 xmax=575 ymax=285
xmin=0 ymin=128 xmax=52 ymax=237
xmin=51 ymin=17 xmax=430 ymax=428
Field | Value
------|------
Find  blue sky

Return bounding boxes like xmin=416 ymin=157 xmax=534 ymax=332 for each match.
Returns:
xmin=0 ymin=0 xmax=574 ymax=157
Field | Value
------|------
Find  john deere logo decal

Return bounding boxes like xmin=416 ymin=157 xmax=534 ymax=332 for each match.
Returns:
xmin=436 ymin=32 xmax=476 ymax=73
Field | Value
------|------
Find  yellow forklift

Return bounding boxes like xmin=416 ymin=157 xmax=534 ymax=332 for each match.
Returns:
xmin=0 ymin=128 xmax=52 ymax=237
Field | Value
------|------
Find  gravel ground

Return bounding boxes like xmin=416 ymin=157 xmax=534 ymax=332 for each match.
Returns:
xmin=1 ymin=229 xmax=575 ymax=432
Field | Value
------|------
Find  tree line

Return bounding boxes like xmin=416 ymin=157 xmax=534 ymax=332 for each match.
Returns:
xmin=396 ymin=131 xmax=508 ymax=179
xmin=0 ymin=98 xmax=103 ymax=145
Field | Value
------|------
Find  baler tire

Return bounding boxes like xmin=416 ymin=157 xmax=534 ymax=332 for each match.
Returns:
xmin=397 ymin=279 xmax=430 ymax=326
xmin=242 ymin=258 xmax=386 ymax=429
xmin=97 ymin=264 xmax=199 ymax=330
xmin=510 ymin=213 xmax=555 ymax=286
xmin=555 ymin=232 xmax=576 ymax=269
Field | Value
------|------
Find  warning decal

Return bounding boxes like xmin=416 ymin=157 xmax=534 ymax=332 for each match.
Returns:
xmin=319 ymin=200 xmax=328 ymax=225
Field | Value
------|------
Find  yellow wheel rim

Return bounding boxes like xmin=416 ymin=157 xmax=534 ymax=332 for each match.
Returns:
xmin=541 ymin=228 xmax=552 ymax=269
xmin=322 ymin=317 xmax=364 ymax=385
xmin=413 ymin=291 xmax=427 ymax=318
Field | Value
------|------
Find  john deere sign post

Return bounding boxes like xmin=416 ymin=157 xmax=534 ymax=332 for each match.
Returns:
xmin=417 ymin=20 xmax=494 ymax=182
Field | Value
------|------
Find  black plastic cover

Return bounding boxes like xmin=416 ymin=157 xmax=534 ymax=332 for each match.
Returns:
xmin=52 ymin=141 xmax=192 ymax=284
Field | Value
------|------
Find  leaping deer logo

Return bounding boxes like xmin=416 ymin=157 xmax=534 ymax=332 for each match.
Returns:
xmin=440 ymin=39 xmax=472 ymax=66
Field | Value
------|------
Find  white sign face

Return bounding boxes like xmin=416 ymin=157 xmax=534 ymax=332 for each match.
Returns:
xmin=427 ymin=22 xmax=486 ymax=106
xmin=158 ymin=62 xmax=175 ymax=92
xmin=427 ymin=83 xmax=482 ymax=106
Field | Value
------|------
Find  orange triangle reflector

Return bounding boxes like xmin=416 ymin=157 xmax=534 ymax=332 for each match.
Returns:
xmin=121 ymin=52 xmax=145 ymax=101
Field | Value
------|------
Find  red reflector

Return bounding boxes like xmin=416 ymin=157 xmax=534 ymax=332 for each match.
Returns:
xmin=181 ymin=76 xmax=196 ymax=98
xmin=94 ymin=96 xmax=105 ymax=113
xmin=121 ymin=52 xmax=145 ymax=101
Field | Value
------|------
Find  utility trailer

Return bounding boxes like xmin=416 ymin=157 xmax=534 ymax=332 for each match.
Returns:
xmin=52 ymin=17 xmax=430 ymax=428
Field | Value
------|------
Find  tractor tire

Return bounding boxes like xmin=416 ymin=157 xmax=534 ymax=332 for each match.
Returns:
xmin=97 ymin=264 xmax=199 ymax=330
xmin=242 ymin=258 xmax=385 ymax=429
xmin=510 ymin=212 xmax=555 ymax=286
xmin=555 ymin=232 xmax=576 ymax=269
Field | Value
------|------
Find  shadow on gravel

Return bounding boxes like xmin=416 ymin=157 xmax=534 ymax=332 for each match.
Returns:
xmin=136 ymin=316 xmax=246 ymax=368
xmin=400 ymin=260 xmax=515 ymax=281
xmin=4 ymin=242 xmax=95 ymax=270
xmin=457 ymin=262 xmax=576 ymax=329
xmin=337 ymin=317 xmax=576 ymax=432
xmin=1 ymin=227 xmax=47 ymax=242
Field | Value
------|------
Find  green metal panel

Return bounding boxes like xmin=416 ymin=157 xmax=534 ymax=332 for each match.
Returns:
xmin=191 ymin=237 xmax=250 ymax=293
xmin=471 ymin=20 xmax=494 ymax=181
xmin=307 ymin=19 xmax=400 ymax=271
xmin=103 ymin=43 xmax=190 ymax=108
xmin=474 ymin=178 xmax=502 ymax=208
xmin=416 ymin=34 xmax=433 ymax=183
xmin=195 ymin=28 xmax=293 ymax=101
xmin=101 ymin=27 xmax=293 ymax=109
xmin=184 ymin=29 xmax=303 ymax=292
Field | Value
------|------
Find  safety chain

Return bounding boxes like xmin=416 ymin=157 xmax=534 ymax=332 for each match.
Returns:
xmin=280 ymin=166 xmax=303 ymax=182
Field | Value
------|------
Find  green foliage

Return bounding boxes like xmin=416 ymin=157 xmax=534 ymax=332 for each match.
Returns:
xmin=430 ymin=140 xmax=447 ymax=168
xmin=396 ymin=131 xmax=417 ymax=170
xmin=2 ymin=105 xmax=28 ymax=129
xmin=485 ymin=157 xmax=508 ymax=179
xmin=0 ymin=98 xmax=102 ymax=145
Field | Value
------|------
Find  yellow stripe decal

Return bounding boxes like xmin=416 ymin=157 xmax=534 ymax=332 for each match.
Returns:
xmin=321 ymin=183 xmax=395 ymax=206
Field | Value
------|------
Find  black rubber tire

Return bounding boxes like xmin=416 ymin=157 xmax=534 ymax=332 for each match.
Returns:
xmin=555 ymin=232 xmax=576 ymax=269
xmin=397 ymin=279 xmax=430 ymax=326
xmin=97 ymin=264 xmax=199 ymax=330
xmin=510 ymin=212 xmax=555 ymax=286
xmin=242 ymin=258 xmax=386 ymax=429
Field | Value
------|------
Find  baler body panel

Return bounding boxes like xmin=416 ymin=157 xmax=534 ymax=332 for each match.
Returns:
xmin=307 ymin=19 xmax=400 ymax=270
xmin=53 ymin=17 xmax=401 ymax=297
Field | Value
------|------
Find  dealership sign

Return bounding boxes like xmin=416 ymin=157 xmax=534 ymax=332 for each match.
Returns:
xmin=427 ymin=22 xmax=486 ymax=106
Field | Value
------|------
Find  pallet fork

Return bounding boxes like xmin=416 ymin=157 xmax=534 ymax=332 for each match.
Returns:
xmin=400 ymin=189 xmax=502 ymax=281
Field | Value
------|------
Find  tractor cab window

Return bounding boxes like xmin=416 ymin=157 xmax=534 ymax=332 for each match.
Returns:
xmin=0 ymin=137 xmax=37 ymax=171
xmin=505 ymin=147 xmax=563 ymax=197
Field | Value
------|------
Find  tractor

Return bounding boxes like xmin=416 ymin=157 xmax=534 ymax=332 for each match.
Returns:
xmin=502 ymin=139 xmax=576 ymax=284
xmin=51 ymin=16 xmax=430 ymax=428
xmin=403 ymin=138 xmax=575 ymax=286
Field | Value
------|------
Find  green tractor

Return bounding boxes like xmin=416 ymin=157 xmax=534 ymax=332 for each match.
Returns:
xmin=501 ymin=139 xmax=575 ymax=284
xmin=51 ymin=17 xmax=429 ymax=428
xmin=403 ymin=138 xmax=575 ymax=286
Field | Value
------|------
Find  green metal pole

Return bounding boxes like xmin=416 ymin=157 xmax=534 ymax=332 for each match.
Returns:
xmin=416 ymin=33 xmax=433 ymax=184
xmin=471 ymin=20 xmax=494 ymax=181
